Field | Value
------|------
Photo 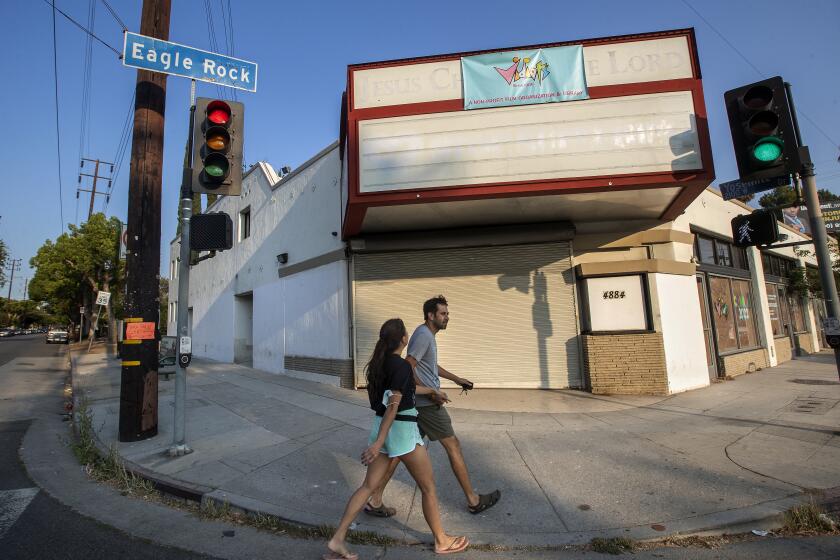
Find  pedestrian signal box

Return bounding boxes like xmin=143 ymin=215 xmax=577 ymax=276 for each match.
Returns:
xmin=190 ymin=212 xmax=233 ymax=251
xmin=731 ymin=210 xmax=780 ymax=248
xmin=192 ymin=98 xmax=244 ymax=196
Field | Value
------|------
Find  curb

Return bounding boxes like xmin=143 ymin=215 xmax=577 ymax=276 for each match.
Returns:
xmin=66 ymin=351 xmax=840 ymax=548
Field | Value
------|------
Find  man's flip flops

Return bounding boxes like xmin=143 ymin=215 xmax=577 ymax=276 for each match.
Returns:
xmin=468 ymin=489 xmax=501 ymax=514
xmin=434 ymin=535 xmax=469 ymax=555
xmin=363 ymin=501 xmax=396 ymax=517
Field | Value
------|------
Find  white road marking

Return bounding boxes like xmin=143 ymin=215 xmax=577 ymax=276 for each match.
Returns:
xmin=0 ymin=487 xmax=39 ymax=539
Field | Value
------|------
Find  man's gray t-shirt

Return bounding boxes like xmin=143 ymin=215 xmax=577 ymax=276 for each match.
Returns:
xmin=407 ymin=324 xmax=438 ymax=407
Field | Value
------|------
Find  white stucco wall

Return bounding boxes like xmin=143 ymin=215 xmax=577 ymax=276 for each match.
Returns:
xmin=182 ymin=143 xmax=350 ymax=371
xmin=653 ymin=273 xmax=709 ymax=393
xmin=252 ymin=260 xmax=350 ymax=373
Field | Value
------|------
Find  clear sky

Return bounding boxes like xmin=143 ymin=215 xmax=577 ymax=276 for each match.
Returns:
xmin=2 ymin=0 xmax=839 ymax=300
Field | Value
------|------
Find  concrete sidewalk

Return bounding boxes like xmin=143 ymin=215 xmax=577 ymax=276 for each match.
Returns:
xmin=71 ymin=351 xmax=840 ymax=547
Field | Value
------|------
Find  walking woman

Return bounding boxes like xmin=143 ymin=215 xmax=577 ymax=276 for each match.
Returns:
xmin=324 ymin=318 xmax=469 ymax=559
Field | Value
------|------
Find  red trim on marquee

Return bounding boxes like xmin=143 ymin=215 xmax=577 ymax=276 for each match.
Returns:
xmin=343 ymin=29 xmax=714 ymax=238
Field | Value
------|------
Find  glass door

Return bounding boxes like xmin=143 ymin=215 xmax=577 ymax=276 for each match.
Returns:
xmin=696 ymin=275 xmax=717 ymax=379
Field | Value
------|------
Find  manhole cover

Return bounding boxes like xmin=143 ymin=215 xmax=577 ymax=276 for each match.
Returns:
xmin=790 ymin=379 xmax=840 ymax=386
xmin=785 ymin=398 xmax=839 ymax=415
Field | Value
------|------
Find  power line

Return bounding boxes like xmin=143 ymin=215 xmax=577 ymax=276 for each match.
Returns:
xmin=681 ymin=0 xmax=839 ymax=159
xmin=77 ymin=0 xmax=95 ymax=180
xmin=41 ymin=0 xmax=121 ymax=57
xmin=104 ymin=91 xmax=135 ymax=215
xmin=51 ymin=1 xmax=65 ymax=233
xmin=99 ymin=0 xmax=127 ymax=31
xmin=204 ymin=0 xmax=225 ymax=99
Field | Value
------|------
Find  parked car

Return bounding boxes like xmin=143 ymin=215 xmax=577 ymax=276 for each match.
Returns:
xmin=46 ymin=328 xmax=69 ymax=344
xmin=0 ymin=329 xmax=13 ymax=338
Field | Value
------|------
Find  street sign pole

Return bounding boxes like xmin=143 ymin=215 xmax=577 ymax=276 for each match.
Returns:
xmin=170 ymin=80 xmax=196 ymax=457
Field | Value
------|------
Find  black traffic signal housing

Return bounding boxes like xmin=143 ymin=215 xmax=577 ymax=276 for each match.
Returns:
xmin=192 ymin=98 xmax=244 ymax=196
xmin=731 ymin=210 xmax=780 ymax=248
xmin=724 ymin=77 xmax=801 ymax=181
xmin=190 ymin=212 xmax=233 ymax=251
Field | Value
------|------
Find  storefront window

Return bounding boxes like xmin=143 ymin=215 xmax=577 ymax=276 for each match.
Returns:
xmin=697 ymin=236 xmax=715 ymax=264
xmin=710 ymin=276 xmax=738 ymax=352
xmin=731 ymin=279 xmax=758 ymax=348
xmin=766 ymin=283 xmax=783 ymax=336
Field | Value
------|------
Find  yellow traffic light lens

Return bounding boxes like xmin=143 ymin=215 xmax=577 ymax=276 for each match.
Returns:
xmin=748 ymin=111 xmax=779 ymax=136
xmin=207 ymin=134 xmax=227 ymax=150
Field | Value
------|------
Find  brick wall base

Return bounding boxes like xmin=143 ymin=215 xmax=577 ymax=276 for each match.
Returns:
xmin=774 ymin=336 xmax=792 ymax=364
xmin=795 ymin=333 xmax=815 ymax=355
xmin=720 ymin=348 xmax=769 ymax=377
xmin=583 ymin=333 xmax=668 ymax=395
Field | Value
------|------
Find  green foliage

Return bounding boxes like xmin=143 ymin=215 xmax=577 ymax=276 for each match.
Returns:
xmin=590 ymin=537 xmax=635 ymax=554
xmin=758 ymin=186 xmax=840 ymax=209
xmin=29 ymin=213 xmax=123 ymax=329
xmin=159 ymin=278 xmax=169 ymax=328
xmin=1 ymin=299 xmax=48 ymax=328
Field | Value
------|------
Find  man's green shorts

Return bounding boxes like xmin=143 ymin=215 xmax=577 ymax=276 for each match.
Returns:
xmin=417 ymin=405 xmax=455 ymax=441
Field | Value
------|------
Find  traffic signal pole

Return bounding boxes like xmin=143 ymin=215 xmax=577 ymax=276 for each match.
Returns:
xmin=170 ymin=80 xmax=196 ymax=457
xmin=786 ymin=81 xmax=840 ymax=377
xmin=801 ymin=162 xmax=840 ymax=376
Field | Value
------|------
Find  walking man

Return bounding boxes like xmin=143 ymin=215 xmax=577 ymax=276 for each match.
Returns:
xmin=365 ymin=295 xmax=501 ymax=517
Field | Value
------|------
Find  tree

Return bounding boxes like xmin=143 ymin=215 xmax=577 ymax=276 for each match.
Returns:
xmin=159 ymin=277 xmax=169 ymax=329
xmin=29 ymin=213 xmax=123 ymax=343
xmin=758 ymin=186 xmax=840 ymax=209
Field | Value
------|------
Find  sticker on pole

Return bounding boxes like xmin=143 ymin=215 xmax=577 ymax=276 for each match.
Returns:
xmin=96 ymin=291 xmax=111 ymax=306
xmin=125 ymin=322 xmax=156 ymax=340
xmin=822 ymin=317 xmax=840 ymax=336
xmin=179 ymin=336 xmax=192 ymax=354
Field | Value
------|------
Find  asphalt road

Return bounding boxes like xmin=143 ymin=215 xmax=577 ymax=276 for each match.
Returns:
xmin=1 ymin=334 xmax=839 ymax=559
xmin=0 ymin=334 xmax=216 ymax=560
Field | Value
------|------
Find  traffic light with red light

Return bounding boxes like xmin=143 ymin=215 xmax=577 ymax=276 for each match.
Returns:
xmin=724 ymin=77 xmax=801 ymax=181
xmin=192 ymin=98 xmax=244 ymax=196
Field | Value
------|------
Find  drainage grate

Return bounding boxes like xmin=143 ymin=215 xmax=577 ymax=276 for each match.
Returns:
xmin=18 ymin=362 xmax=35 ymax=366
xmin=790 ymin=379 xmax=840 ymax=386
xmin=785 ymin=398 xmax=839 ymax=415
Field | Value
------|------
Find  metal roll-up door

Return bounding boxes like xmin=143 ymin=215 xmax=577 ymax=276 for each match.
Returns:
xmin=352 ymin=242 xmax=581 ymax=388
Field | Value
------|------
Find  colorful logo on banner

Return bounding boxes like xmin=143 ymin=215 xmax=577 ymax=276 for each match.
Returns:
xmin=461 ymin=45 xmax=588 ymax=110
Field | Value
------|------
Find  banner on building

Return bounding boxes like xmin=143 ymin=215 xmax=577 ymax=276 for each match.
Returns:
xmin=782 ymin=202 xmax=840 ymax=236
xmin=461 ymin=45 xmax=588 ymax=110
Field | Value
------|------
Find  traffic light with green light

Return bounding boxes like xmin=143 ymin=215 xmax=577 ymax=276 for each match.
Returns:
xmin=724 ymin=77 xmax=801 ymax=182
xmin=192 ymin=98 xmax=244 ymax=196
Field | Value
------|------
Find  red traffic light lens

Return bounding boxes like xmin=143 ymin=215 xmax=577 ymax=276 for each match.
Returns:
xmin=742 ymin=85 xmax=773 ymax=110
xmin=207 ymin=100 xmax=231 ymax=126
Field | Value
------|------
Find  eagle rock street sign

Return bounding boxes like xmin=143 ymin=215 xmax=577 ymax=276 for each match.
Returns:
xmin=122 ymin=32 xmax=258 ymax=92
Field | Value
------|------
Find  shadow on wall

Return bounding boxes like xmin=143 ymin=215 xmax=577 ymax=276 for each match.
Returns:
xmin=498 ymin=268 xmax=555 ymax=388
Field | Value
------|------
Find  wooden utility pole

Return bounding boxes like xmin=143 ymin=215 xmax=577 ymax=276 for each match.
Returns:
xmin=5 ymin=259 xmax=21 ymax=301
xmin=77 ymin=158 xmax=114 ymax=220
xmin=119 ymin=0 xmax=171 ymax=442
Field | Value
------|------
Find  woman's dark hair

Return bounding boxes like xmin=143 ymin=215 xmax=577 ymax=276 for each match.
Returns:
xmin=366 ymin=318 xmax=407 ymax=400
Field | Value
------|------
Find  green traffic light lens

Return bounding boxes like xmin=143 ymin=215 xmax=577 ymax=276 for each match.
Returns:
xmin=205 ymin=164 xmax=226 ymax=177
xmin=752 ymin=137 xmax=783 ymax=163
xmin=203 ymin=153 xmax=230 ymax=182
